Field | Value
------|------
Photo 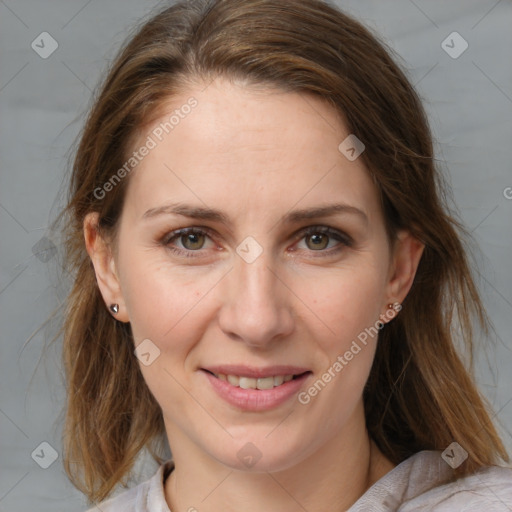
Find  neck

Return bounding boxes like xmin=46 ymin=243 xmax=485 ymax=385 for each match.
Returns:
xmin=164 ymin=406 xmax=395 ymax=512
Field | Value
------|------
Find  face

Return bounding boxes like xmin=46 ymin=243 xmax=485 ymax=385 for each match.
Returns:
xmin=86 ymin=77 xmax=422 ymax=472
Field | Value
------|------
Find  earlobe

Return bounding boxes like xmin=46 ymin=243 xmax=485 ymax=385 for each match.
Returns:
xmin=83 ymin=212 xmax=130 ymax=322
xmin=385 ymin=230 xmax=425 ymax=309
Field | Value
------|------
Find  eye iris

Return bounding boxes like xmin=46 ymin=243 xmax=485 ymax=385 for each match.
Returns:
xmin=176 ymin=231 xmax=335 ymax=251
xmin=182 ymin=232 xmax=205 ymax=250
xmin=307 ymin=233 xmax=329 ymax=250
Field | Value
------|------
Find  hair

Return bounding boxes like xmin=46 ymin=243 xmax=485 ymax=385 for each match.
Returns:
xmin=58 ymin=0 xmax=509 ymax=503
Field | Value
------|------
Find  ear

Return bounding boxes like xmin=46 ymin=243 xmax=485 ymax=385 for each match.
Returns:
xmin=83 ymin=212 xmax=130 ymax=322
xmin=382 ymin=230 xmax=424 ymax=321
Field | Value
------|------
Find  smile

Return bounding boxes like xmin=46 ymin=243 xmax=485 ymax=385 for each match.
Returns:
xmin=201 ymin=367 xmax=312 ymax=411
xmin=209 ymin=372 xmax=302 ymax=389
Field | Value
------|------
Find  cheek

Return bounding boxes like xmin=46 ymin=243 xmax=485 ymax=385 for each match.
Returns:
xmin=118 ymin=244 xmax=227 ymax=352
xmin=124 ymin=268 xmax=203 ymax=338
xmin=294 ymin=262 xmax=387 ymax=405
xmin=298 ymin=263 xmax=387 ymax=348
xmin=121 ymin=244 xmax=388 ymax=354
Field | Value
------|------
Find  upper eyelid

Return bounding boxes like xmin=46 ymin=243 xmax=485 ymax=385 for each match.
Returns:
xmin=164 ymin=225 xmax=351 ymax=248
xmin=163 ymin=226 xmax=216 ymax=243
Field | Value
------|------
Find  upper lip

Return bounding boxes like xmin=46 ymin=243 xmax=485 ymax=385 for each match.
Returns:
xmin=202 ymin=365 xmax=311 ymax=378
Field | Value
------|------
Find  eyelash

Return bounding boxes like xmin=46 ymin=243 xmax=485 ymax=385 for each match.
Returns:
xmin=160 ymin=226 xmax=353 ymax=259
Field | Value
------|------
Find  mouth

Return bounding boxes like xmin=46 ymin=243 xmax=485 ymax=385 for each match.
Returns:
xmin=201 ymin=366 xmax=312 ymax=411
xmin=202 ymin=369 xmax=311 ymax=390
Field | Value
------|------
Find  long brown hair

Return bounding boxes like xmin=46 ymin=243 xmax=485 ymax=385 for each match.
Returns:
xmin=58 ymin=0 xmax=509 ymax=503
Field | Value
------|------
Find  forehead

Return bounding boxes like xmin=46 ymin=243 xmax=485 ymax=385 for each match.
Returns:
xmin=123 ymin=77 xmax=381 ymax=224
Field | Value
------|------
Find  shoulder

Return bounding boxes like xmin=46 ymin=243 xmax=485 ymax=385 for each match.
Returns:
xmin=85 ymin=485 xmax=139 ymax=512
xmin=348 ymin=450 xmax=512 ymax=511
xmin=399 ymin=463 xmax=512 ymax=511
xmin=84 ymin=460 xmax=174 ymax=512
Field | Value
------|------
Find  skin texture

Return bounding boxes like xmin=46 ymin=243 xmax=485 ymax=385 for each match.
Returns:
xmin=85 ymin=77 xmax=424 ymax=512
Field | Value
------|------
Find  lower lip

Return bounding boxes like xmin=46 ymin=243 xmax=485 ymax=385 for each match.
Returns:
xmin=202 ymin=371 xmax=311 ymax=412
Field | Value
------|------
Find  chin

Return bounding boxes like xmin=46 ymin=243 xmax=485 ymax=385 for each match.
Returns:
xmin=205 ymin=429 xmax=315 ymax=474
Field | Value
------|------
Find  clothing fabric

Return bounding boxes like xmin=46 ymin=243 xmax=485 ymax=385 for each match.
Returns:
xmin=86 ymin=450 xmax=512 ymax=511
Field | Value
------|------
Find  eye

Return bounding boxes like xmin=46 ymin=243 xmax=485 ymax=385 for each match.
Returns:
xmin=162 ymin=227 xmax=215 ymax=257
xmin=295 ymin=226 xmax=352 ymax=253
xmin=160 ymin=225 xmax=352 ymax=259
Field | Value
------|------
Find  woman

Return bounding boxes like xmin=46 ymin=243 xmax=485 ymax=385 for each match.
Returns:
xmin=59 ymin=0 xmax=512 ymax=510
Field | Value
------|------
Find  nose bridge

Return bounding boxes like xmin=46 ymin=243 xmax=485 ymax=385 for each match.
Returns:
xmin=239 ymin=255 xmax=276 ymax=304
xmin=218 ymin=248 xmax=294 ymax=345
xmin=234 ymin=233 xmax=278 ymax=301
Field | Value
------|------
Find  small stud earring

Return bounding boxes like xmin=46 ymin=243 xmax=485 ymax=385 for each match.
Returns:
xmin=109 ymin=303 xmax=119 ymax=314
xmin=388 ymin=302 xmax=401 ymax=311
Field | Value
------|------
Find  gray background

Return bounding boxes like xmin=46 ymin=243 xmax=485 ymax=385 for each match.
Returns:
xmin=1 ymin=1 xmax=511 ymax=511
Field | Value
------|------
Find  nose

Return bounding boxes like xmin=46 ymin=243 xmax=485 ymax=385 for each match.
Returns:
xmin=217 ymin=253 xmax=295 ymax=348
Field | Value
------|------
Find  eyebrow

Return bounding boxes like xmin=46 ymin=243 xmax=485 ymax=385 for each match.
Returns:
xmin=142 ymin=202 xmax=368 ymax=226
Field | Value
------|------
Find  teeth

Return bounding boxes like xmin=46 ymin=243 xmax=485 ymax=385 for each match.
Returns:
xmin=215 ymin=373 xmax=297 ymax=389
xmin=239 ymin=377 xmax=257 ymax=389
xmin=227 ymin=375 xmax=239 ymax=386
xmin=273 ymin=375 xmax=284 ymax=386
xmin=257 ymin=377 xmax=274 ymax=390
